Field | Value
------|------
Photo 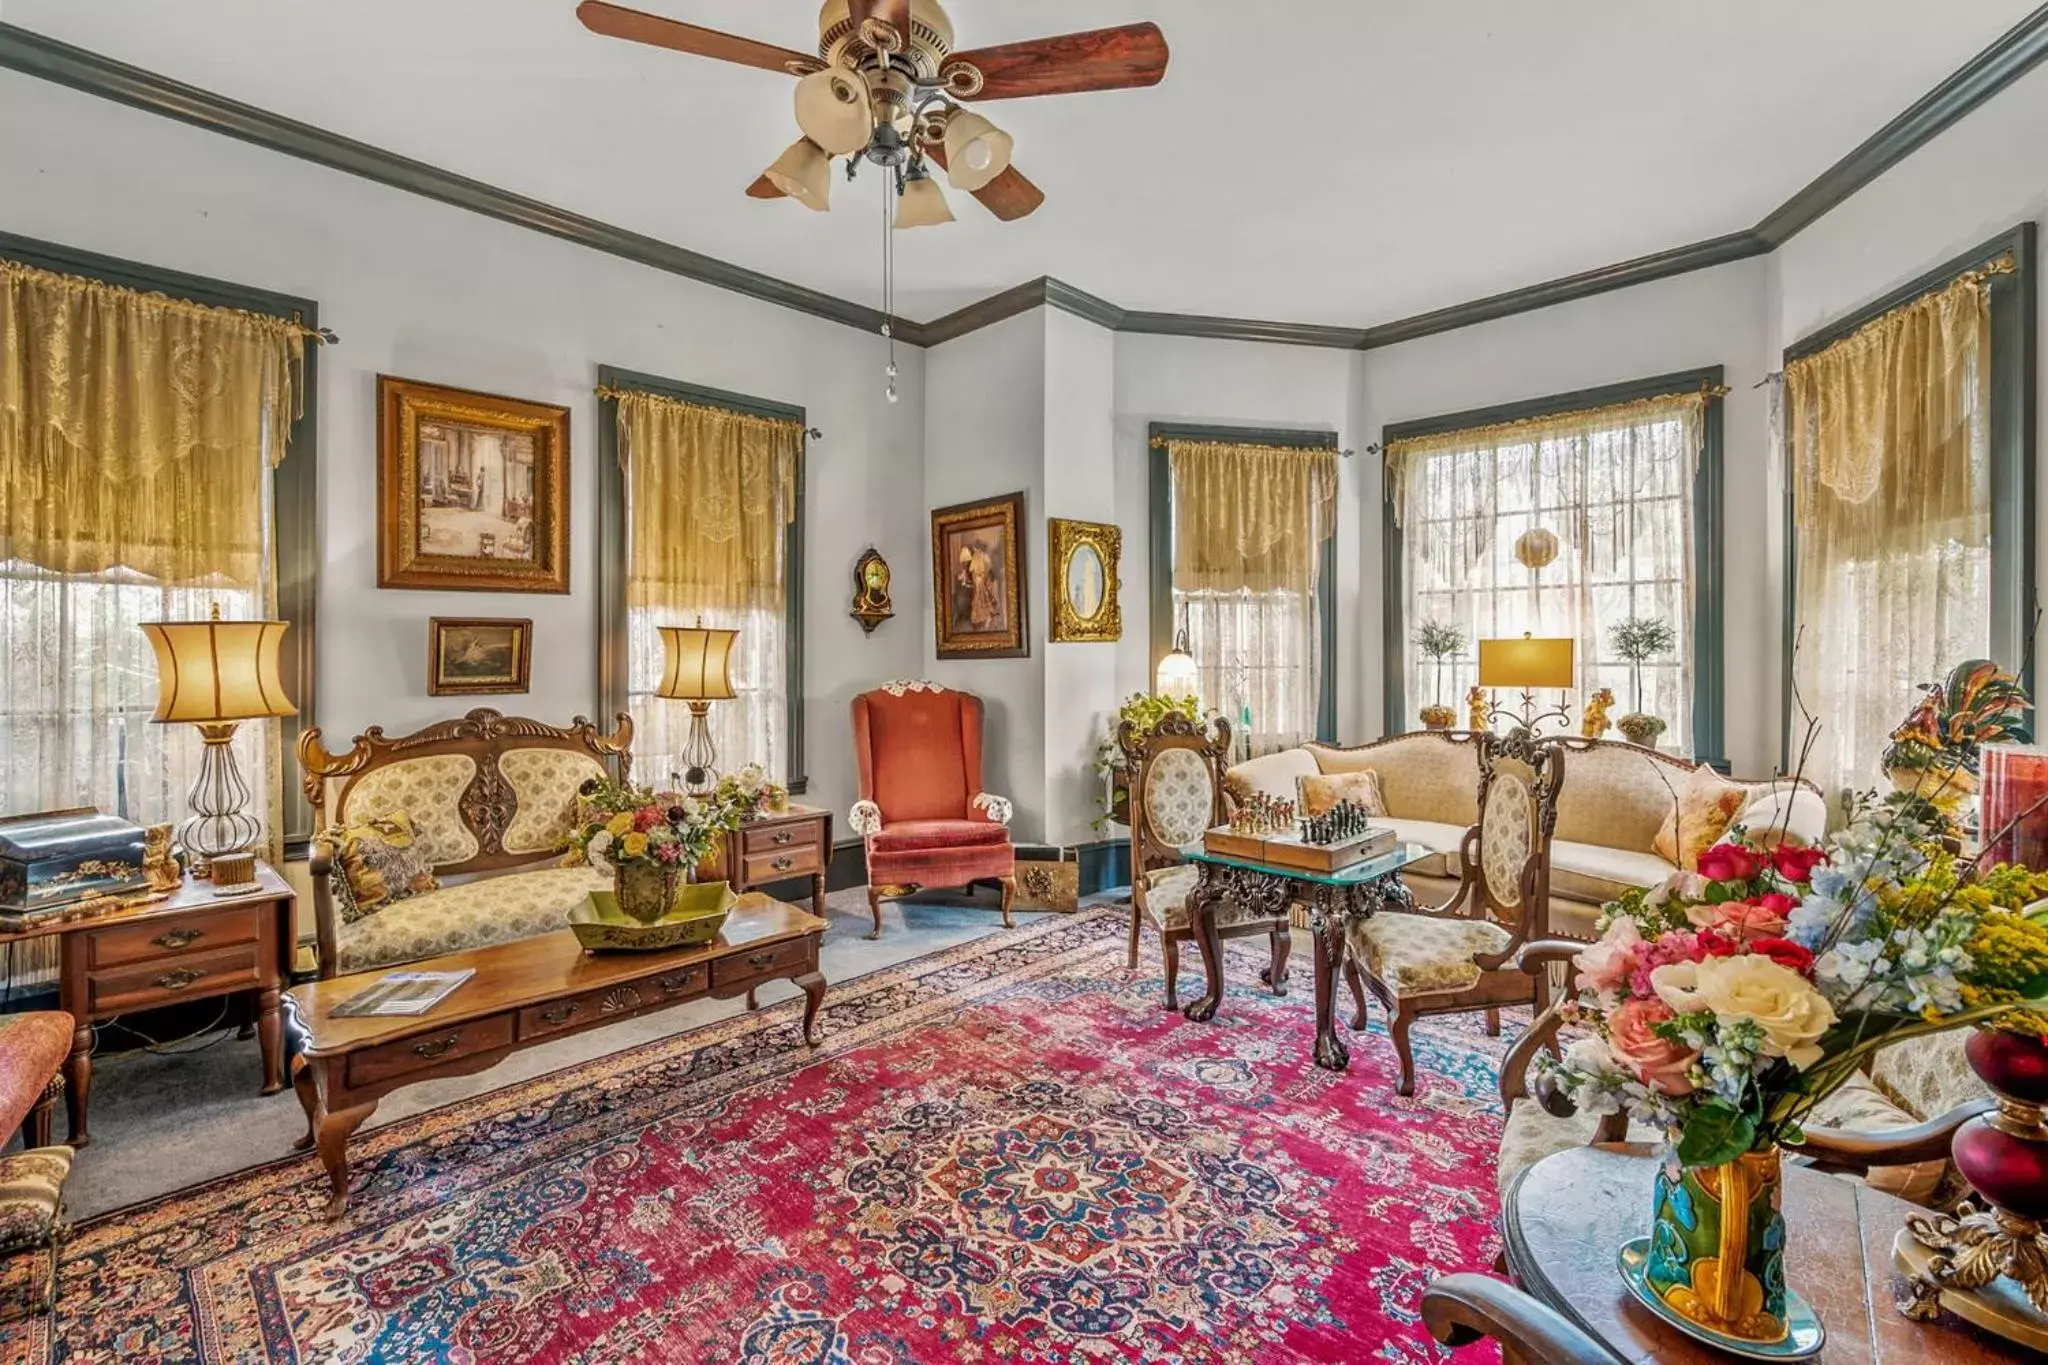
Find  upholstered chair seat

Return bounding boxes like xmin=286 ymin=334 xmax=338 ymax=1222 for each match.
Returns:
xmin=850 ymin=683 xmax=1016 ymax=939
xmin=1348 ymin=913 xmax=1514 ymax=997
xmin=0 ymin=1014 xmax=71 ymax=1147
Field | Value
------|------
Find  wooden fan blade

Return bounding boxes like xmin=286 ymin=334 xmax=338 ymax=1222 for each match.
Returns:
xmin=746 ymin=173 xmax=787 ymax=199
xmin=576 ymin=1 xmax=814 ymax=75
xmin=948 ymin=22 xmax=1168 ymax=100
xmin=927 ymin=144 xmax=1045 ymax=222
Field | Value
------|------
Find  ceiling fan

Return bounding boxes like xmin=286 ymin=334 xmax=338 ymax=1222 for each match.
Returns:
xmin=575 ymin=1 xmax=1170 ymax=227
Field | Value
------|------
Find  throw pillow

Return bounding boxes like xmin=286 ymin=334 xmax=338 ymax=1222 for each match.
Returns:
xmin=1297 ymin=769 xmax=1388 ymax=819
xmin=1727 ymin=785 xmax=1818 ymax=850
xmin=325 ymin=812 xmax=440 ymax=924
xmin=1652 ymin=767 xmax=1750 ymax=871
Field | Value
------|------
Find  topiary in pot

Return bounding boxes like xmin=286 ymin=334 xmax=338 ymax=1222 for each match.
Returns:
xmin=1610 ymin=616 xmax=1676 ymax=749
xmin=1412 ymin=620 xmax=1467 ymax=732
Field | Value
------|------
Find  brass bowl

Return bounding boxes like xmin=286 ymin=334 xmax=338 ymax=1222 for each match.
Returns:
xmin=569 ymin=881 xmax=735 ymax=952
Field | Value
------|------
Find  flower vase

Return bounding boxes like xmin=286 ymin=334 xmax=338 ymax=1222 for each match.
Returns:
xmin=1645 ymin=1148 xmax=1790 ymax=1345
xmin=1419 ymin=704 xmax=1455 ymax=731
xmin=614 ymin=860 xmax=686 ymax=924
xmin=1618 ymin=713 xmax=1667 ymax=749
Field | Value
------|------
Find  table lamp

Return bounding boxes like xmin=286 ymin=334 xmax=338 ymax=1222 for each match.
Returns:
xmin=658 ymin=624 xmax=739 ymax=795
xmin=1477 ymin=632 xmax=1575 ymax=733
xmin=141 ymin=605 xmax=296 ymax=891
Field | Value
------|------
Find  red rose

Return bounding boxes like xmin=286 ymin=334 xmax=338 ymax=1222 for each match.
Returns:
xmin=1697 ymin=843 xmax=1762 ymax=885
xmin=1771 ymin=843 xmax=1828 ymax=884
xmin=1695 ymin=929 xmax=1741 ymax=958
xmin=1749 ymin=937 xmax=1815 ymax=975
xmin=633 ymin=806 xmax=664 ymax=833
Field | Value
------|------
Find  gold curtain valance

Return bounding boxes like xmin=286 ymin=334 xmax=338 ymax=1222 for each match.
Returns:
xmin=0 ymin=257 xmax=305 ymax=585
xmin=1165 ymin=438 xmax=1338 ymax=594
xmin=1784 ymin=257 xmax=2007 ymax=527
xmin=1382 ymin=388 xmax=1715 ymax=526
xmin=609 ymin=386 xmax=802 ymax=604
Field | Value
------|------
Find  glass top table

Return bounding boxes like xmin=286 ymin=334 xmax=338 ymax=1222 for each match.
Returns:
xmin=1176 ymin=836 xmax=1435 ymax=1073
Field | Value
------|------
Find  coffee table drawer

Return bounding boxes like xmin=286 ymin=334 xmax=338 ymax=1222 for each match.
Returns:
xmin=742 ymin=846 xmax=822 ymax=883
xmin=516 ymin=964 xmax=710 ymax=1040
xmin=710 ymin=937 xmax=812 ymax=989
xmin=88 ymin=945 xmax=262 ymax=1014
xmin=345 ymin=1014 xmax=514 ymax=1089
xmin=89 ymin=904 xmax=263 ymax=969
xmin=742 ymin=821 xmax=821 ymax=856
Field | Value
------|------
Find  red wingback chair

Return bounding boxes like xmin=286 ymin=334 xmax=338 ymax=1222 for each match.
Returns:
xmin=850 ymin=682 xmax=1016 ymax=939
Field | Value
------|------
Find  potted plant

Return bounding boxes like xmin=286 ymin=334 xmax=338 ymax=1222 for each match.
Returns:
xmin=1413 ymin=620 xmax=1467 ymax=730
xmin=1611 ymin=616 xmax=1677 ymax=748
xmin=1540 ymin=795 xmax=2048 ymax=1349
xmin=711 ymin=762 xmax=790 ymax=822
xmin=1093 ymin=691 xmax=1204 ymax=831
xmin=568 ymin=778 xmax=740 ymax=923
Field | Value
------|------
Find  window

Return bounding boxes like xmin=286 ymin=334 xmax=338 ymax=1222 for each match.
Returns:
xmin=1149 ymin=424 xmax=1338 ymax=755
xmin=1782 ymin=226 xmax=2034 ymax=797
xmin=598 ymin=367 xmax=806 ymax=792
xmin=1382 ymin=371 xmax=1725 ymax=762
xmin=0 ymin=233 xmax=318 ymax=852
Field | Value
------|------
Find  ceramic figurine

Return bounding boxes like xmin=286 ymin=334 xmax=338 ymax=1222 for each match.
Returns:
xmin=1581 ymin=687 xmax=1615 ymax=740
xmin=1466 ymin=685 xmax=1489 ymax=733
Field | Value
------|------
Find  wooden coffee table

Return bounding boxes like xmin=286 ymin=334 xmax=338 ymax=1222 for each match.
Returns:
xmin=281 ymin=893 xmax=827 ymax=1219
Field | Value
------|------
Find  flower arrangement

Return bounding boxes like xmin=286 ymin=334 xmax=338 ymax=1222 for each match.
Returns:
xmin=568 ymin=778 xmax=739 ymax=877
xmin=711 ymin=762 xmax=788 ymax=822
xmin=1543 ymin=795 xmax=2048 ymax=1169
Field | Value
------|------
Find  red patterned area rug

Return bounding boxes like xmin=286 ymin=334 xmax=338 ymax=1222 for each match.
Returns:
xmin=6 ymin=909 xmax=1511 ymax=1364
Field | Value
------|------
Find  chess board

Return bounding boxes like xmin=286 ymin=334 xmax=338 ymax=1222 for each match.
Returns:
xmin=1201 ymin=824 xmax=1396 ymax=875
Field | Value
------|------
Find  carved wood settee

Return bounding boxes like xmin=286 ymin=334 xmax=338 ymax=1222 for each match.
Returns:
xmin=298 ymin=709 xmax=633 ymax=978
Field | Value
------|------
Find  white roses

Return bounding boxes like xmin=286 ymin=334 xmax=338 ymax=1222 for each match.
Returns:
xmin=1653 ymin=954 xmax=1838 ymax=1070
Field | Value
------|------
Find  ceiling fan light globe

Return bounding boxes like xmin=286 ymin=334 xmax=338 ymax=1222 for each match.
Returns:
xmin=794 ymin=67 xmax=873 ymax=156
xmin=894 ymin=173 xmax=954 ymax=229
xmin=764 ymin=138 xmax=833 ymax=211
xmin=941 ymin=111 xmax=1012 ymax=192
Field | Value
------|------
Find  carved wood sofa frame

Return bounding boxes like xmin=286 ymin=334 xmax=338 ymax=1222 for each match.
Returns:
xmin=297 ymin=708 xmax=633 ymax=978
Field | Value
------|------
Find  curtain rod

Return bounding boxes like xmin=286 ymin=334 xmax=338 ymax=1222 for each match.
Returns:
xmin=592 ymin=384 xmax=822 ymax=440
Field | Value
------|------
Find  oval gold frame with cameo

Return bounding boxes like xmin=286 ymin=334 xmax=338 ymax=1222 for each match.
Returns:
xmin=1049 ymin=518 xmax=1122 ymax=643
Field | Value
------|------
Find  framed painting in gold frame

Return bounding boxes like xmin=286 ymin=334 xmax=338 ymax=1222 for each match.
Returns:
xmin=1048 ymin=518 xmax=1121 ymax=643
xmin=428 ymin=617 xmax=532 ymax=696
xmin=931 ymin=492 xmax=1027 ymax=659
xmin=378 ymin=375 xmax=570 ymax=593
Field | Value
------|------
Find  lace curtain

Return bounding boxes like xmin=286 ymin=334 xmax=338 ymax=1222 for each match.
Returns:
xmin=1785 ymin=261 xmax=2003 ymax=799
xmin=0 ymin=258 xmax=301 ymax=961
xmin=611 ymin=389 xmax=802 ymax=786
xmin=1166 ymin=439 xmax=1338 ymax=755
xmin=1388 ymin=392 xmax=1707 ymax=747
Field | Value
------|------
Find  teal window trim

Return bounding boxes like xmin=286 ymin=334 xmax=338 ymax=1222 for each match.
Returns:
xmin=1147 ymin=421 xmax=1340 ymax=744
xmin=1779 ymin=223 xmax=2037 ymax=769
xmin=596 ymin=365 xmax=808 ymax=793
xmin=0 ymin=230 xmax=322 ymax=853
xmin=1379 ymin=367 xmax=1728 ymax=767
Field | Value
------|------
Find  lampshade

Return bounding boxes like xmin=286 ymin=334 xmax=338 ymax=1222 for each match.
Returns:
xmin=657 ymin=626 xmax=739 ymax=702
xmin=142 ymin=616 xmax=297 ymax=723
xmin=793 ymin=67 xmax=871 ymax=156
xmin=765 ymin=139 xmax=832 ymax=211
xmin=1478 ymin=635 xmax=1575 ymax=691
xmin=942 ymin=111 xmax=1013 ymax=192
xmin=895 ymin=166 xmax=954 ymax=229
xmin=1156 ymin=638 xmax=1200 ymax=702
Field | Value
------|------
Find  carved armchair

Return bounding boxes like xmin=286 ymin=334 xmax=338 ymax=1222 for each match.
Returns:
xmin=1347 ymin=729 xmax=1563 ymax=1097
xmin=1422 ymin=1274 xmax=1613 ymax=1364
xmin=849 ymin=682 xmax=1015 ymax=940
xmin=1121 ymin=714 xmax=1291 ymax=1009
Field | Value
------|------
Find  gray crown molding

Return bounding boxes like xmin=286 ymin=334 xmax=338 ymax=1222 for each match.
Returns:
xmin=7 ymin=5 xmax=2048 ymax=354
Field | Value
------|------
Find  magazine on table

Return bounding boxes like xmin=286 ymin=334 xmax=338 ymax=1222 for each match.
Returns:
xmin=330 ymin=969 xmax=475 ymax=1018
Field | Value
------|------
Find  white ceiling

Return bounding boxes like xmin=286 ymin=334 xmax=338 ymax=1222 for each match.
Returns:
xmin=7 ymin=0 xmax=2037 ymax=327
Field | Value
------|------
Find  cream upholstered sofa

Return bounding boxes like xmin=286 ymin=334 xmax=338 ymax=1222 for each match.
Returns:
xmin=1226 ymin=731 xmax=1826 ymax=940
xmin=298 ymin=709 xmax=634 ymax=977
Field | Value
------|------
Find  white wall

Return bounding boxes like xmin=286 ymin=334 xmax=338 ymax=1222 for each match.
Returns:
xmin=0 ymin=71 xmax=928 ymax=827
xmin=1357 ymin=258 xmax=1777 ymax=776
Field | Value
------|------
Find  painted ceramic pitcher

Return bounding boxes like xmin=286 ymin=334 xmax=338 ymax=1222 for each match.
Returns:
xmin=1645 ymin=1148 xmax=1789 ymax=1344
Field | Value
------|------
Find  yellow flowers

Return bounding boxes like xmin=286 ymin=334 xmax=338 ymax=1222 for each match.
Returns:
xmin=606 ymin=812 xmax=634 ymax=839
xmin=620 ymin=832 xmax=649 ymax=859
xmin=1967 ymin=909 xmax=2048 ymax=986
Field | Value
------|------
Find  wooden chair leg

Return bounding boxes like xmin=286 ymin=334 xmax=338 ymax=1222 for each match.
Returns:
xmin=24 ymin=1077 xmax=58 ymax=1150
xmin=1266 ymin=925 xmax=1291 ymax=996
xmin=1162 ymin=935 xmax=1181 ymax=1011
xmin=864 ymin=885 xmax=887 ymax=941
xmin=1485 ymin=1007 xmax=1501 ymax=1038
xmin=1343 ymin=958 xmax=1370 ymax=1030
xmin=1390 ymin=1005 xmax=1419 ymax=1098
xmin=1126 ymin=902 xmax=1143 ymax=970
xmin=998 ymin=876 xmax=1016 ymax=928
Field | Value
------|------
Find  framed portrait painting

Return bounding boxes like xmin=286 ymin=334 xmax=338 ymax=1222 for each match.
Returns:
xmin=1049 ymin=519 xmax=1121 ymax=643
xmin=428 ymin=618 xmax=532 ymax=696
xmin=931 ymin=492 xmax=1027 ymax=659
xmin=378 ymin=375 xmax=570 ymax=593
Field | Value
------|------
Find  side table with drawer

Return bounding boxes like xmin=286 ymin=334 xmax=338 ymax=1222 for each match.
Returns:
xmin=703 ymin=805 xmax=832 ymax=919
xmin=0 ymin=865 xmax=295 ymax=1146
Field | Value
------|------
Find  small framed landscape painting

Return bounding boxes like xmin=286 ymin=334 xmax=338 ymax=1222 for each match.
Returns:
xmin=931 ymin=492 xmax=1028 ymax=659
xmin=378 ymin=375 xmax=570 ymax=593
xmin=1049 ymin=518 xmax=1121 ymax=643
xmin=428 ymin=618 xmax=532 ymax=696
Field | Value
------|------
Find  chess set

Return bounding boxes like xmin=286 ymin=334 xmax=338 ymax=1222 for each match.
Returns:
xmin=1203 ymin=796 xmax=1396 ymax=875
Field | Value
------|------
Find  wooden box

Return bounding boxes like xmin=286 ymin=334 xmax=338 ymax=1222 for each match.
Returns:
xmin=0 ymin=808 xmax=149 ymax=918
xmin=1202 ymin=825 xmax=1395 ymax=875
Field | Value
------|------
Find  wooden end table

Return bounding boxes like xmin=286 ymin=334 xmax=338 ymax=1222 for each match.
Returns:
xmin=702 ymin=804 xmax=832 ymax=919
xmin=0 ymin=864 xmax=296 ymax=1146
xmin=1179 ymin=841 xmax=1429 ymax=1071
xmin=1505 ymin=1144 xmax=2027 ymax=1362
xmin=281 ymin=893 xmax=826 ymax=1219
